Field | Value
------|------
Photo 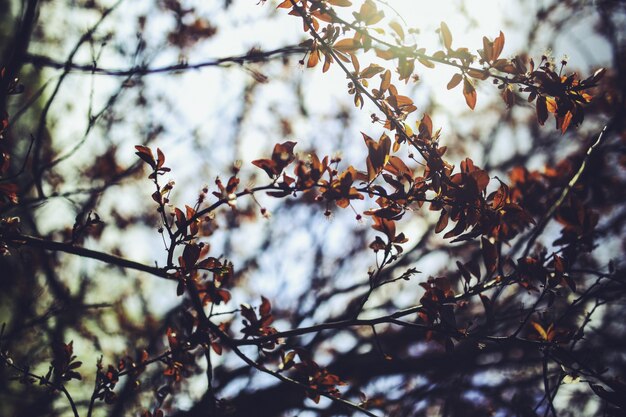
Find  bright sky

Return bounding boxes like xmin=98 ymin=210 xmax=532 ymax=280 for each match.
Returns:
xmin=40 ymin=0 xmax=611 ymax=302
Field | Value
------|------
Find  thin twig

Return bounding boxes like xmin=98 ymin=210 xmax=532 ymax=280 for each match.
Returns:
xmin=523 ymin=123 xmax=610 ymax=256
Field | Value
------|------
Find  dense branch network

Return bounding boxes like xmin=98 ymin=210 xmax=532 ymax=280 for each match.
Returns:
xmin=1 ymin=0 xmax=625 ymax=416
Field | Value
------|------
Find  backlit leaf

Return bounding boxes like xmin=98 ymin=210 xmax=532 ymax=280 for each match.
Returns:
xmin=463 ymin=78 xmax=477 ymax=110
xmin=467 ymin=69 xmax=489 ymax=80
xmin=360 ymin=64 xmax=384 ymax=79
xmin=559 ymin=110 xmax=573 ymax=134
xmin=418 ymin=58 xmax=435 ymax=69
xmin=531 ymin=322 xmax=548 ymax=340
xmin=328 ymin=0 xmax=352 ymax=6
xmin=502 ymin=86 xmax=514 ymax=108
xmin=307 ymin=50 xmax=319 ymax=68
xmin=492 ymin=31 xmax=505 ymax=61
xmin=333 ymin=38 xmax=360 ymax=53
xmin=440 ymin=22 xmax=453 ymax=50
xmin=380 ymin=69 xmax=391 ymax=92
xmin=435 ymin=210 xmax=449 ymax=233
xmin=135 ymin=145 xmax=156 ymax=168
xmin=536 ymin=96 xmax=548 ymax=125
xmin=447 ymin=73 xmax=462 ymax=90
xmin=389 ymin=21 xmax=404 ymax=41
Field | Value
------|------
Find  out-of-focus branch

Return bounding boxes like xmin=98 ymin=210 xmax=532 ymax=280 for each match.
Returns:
xmin=25 ymin=45 xmax=307 ymax=77
xmin=0 ymin=0 xmax=39 ymax=112
xmin=523 ymin=123 xmax=611 ymax=255
xmin=1 ymin=232 xmax=171 ymax=279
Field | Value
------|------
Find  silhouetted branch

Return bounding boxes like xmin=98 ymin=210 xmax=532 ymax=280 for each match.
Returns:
xmin=25 ymin=45 xmax=307 ymax=77
xmin=1 ymin=232 xmax=171 ymax=279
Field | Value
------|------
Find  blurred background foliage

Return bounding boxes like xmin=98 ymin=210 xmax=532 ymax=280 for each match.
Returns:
xmin=1 ymin=0 xmax=625 ymax=416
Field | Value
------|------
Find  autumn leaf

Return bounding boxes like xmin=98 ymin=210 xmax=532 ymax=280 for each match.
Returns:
xmin=135 ymin=145 xmax=156 ymax=169
xmin=363 ymin=132 xmax=391 ymax=181
xmin=354 ymin=0 xmax=384 ymax=25
xmin=502 ymin=86 xmax=514 ymax=108
xmin=389 ymin=21 xmax=404 ymax=41
xmin=333 ymin=38 xmax=360 ymax=53
xmin=418 ymin=58 xmax=435 ymax=69
xmin=559 ymin=110 xmax=573 ymax=134
xmin=545 ymin=96 xmax=557 ymax=113
xmin=307 ymin=49 xmax=319 ymax=68
xmin=251 ymin=158 xmax=277 ymax=179
xmin=531 ymin=322 xmax=548 ymax=340
xmin=379 ymin=69 xmax=391 ymax=93
xmin=156 ymin=148 xmax=166 ymax=168
xmin=440 ymin=21 xmax=453 ymax=50
xmin=435 ymin=210 xmax=449 ymax=233
xmin=536 ymin=96 xmax=548 ymax=125
xmin=360 ymin=64 xmax=384 ymax=79
xmin=447 ymin=73 xmax=462 ymax=90
xmin=467 ymin=69 xmax=489 ymax=80
xmin=327 ymin=0 xmax=352 ymax=6
xmin=463 ymin=78 xmax=477 ymax=109
xmin=492 ymin=31 xmax=505 ymax=61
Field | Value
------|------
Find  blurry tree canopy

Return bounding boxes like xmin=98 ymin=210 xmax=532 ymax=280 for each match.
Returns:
xmin=1 ymin=1 xmax=626 ymax=417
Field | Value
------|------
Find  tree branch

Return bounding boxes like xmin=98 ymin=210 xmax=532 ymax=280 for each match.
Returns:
xmin=25 ymin=45 xmax=307 ymax=77
xmin=1 ymin=232 xmax=171 ymax=279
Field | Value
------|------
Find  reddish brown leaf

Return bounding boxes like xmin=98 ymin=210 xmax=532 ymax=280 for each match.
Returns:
xmin=463 ymin=78 xmax=477 ymax=110
xmin=322 ymin=53 xmax=332 ymax=73
xmin=182 ymin=244 xmax=200 ymax=270
xmin=380 ymin=69 xmax=391 ymax=93
xmin=419 ymin=113 xmax=433 ymax=138
xmin=364 ymin=132 xmax=391 ymax=181
xmin=260 ymin=296 xmax=272 ymax=316
xmin=307 ymin=50 xmax=319 ymax=68
xmin=492 ymin=31 xmax=505 ymax=61
xmin=559 ymin=110 xmax=573 ymax=133
xmin=502 ymin=86 xmax=514 ymax=108
xmin=211 ymin=342 xmax=223 ymax=355
xmin=156 ymin=148 xmax=165 ymax=168
xmin=418 ymin=58 xmax=435 ymax=69
xmin=360 ymin=64 xmax=384 ymax=79
xmin=185 ymin=205 xmax=196 ymax=221
xmin=333 ymin=38 xmax=360 ymax=53
xmin=435 ymin=210 xmax=449 ymax=233
xmin=226 ymin=176 xmax=239 ymax=194
xmin=134 ymin=145 xmax=156 ymax=168
xmin=385 ymin=155 xmax=412 ymax=178
xmin=174 ymin=207 xmax=186 ymax=233
xmin=447 ymin=73 xmax=462 ymax=90
xmin=482 ymin=36 xmax=493 ymax=63
xmin=467 ymin=69 xmax=489 ymax=80
xmin=252 ymin=158 xmax=278 ymax=178
xmin=185 ymin=205 xmax=199 ymax=236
